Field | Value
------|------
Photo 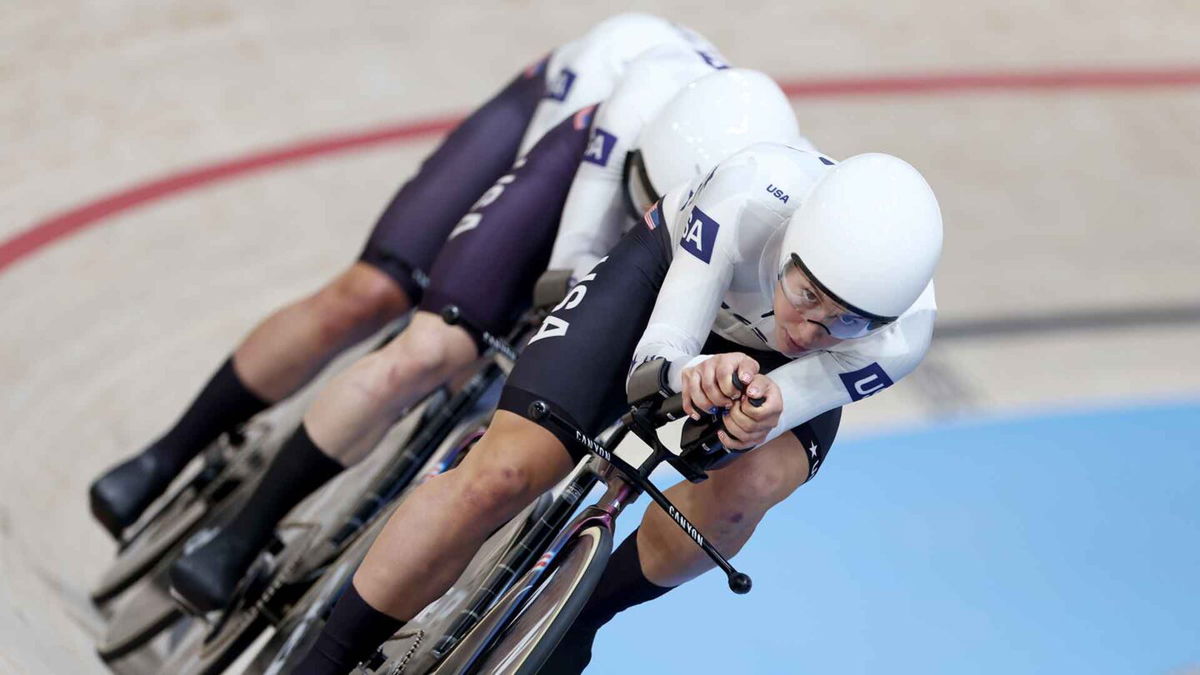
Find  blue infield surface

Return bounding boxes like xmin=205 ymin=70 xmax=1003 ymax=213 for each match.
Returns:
xmin=590 ymin=400 xmax=1200 ymax=674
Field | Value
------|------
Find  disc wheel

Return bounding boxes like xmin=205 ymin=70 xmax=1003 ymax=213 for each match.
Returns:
xmin=432 ymin=525 xmax=612 ymax=675
xmin=91 ymin=491 xmax=210 ymax=606
xmin=366 ymin=492 xmax=554 ymax=674
xmin=91 ymin=420 xmax=275 ymax=606
xmin=156 ymin=524 xmax=322 ymax=675
xmin=247 ymin=413 xmax=497 ymax=675
xmin=95 ymin=570 xmax=182 ymax=662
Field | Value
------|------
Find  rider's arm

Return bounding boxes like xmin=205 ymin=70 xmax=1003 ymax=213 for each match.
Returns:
xmin=545 ymin=82 xmax=652 ymax=282
xmin=544 ymin=122 xmax=629 ymax=286
xmin=517 ymin=31 xmax=629 ymax=157
xmin=630 ymin=161 xmax=755 ymax=392
xmin=762 ymin=298 xmax=936 ymax=444
xmin=547 ymin=48 xmax=715 ymax=284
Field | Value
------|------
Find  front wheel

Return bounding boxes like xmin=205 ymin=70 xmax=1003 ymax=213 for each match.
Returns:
xmin=435 ymin=524 xmax=612 ymax=675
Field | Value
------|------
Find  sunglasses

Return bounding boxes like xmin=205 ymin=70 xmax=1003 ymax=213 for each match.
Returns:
xmin=777 ymin=254 xmax=895 ymax=339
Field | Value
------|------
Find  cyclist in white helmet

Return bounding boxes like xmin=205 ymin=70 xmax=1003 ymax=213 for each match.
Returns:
xmin=291 ymin=70 xmax=827 ymax=673
xmin=162 ymin=28 xmax=806 ymax=616
xmin=535 ymin=148 xmax=940 ymax=673
xmin=90 ymin=12 xmax=706 ymax=541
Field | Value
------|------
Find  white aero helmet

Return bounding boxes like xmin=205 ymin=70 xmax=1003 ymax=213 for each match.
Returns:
xmin=584 ymin=13 xmax=696 ymax=66
xmin=624 ymin=68 xmax=801 ymax=214
xmin=780 ymin=153 xmax=942 ymax=327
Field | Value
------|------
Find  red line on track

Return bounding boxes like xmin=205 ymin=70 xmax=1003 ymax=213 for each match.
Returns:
xmin=4 ymin=66 xmax=1200 ymax=275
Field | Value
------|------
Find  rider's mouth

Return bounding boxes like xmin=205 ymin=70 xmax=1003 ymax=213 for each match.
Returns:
xmin=782 ymin=331 xmax=808 ymax=354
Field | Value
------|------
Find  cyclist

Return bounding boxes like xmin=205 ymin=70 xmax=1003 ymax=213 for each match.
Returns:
xmin=90 ymin=12 xmax=709 ymax=539
xmin=293 ymin=140 xmax=942 ymax=673
xmin=156 ymin=40 xmax=806 ymax=610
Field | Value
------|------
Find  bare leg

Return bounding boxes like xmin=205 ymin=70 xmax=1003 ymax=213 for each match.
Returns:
xmin=234 ymin=261 xmax=411 ymax=402
xmin=90 ymin=262 xmax=411 ymax=536
xmin=167 ymin=312 xmax=481 ymax=611
xmin=354 ymin=411 xmax=575 ymax=619
xmin=300 ymin=310 xmax=479 ymax=466
xmin=637 ymin=433 xmax=812 ymax=587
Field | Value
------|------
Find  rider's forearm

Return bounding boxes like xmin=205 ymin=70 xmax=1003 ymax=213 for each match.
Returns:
xmin=629 ymin=323 xmax=705 ymax=393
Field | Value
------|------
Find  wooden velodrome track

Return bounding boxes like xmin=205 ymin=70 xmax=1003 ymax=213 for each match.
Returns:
xmin=2 ymin=1 xmax=1198 ymax=672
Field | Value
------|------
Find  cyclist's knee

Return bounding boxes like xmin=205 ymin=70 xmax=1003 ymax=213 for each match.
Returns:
xmin=454 ymin=447 xmax=537 ymax=517
xmin=342 ymin=352 xmax=434 ymax=410
xmin=310 ymin=264 xmax=409 ymax=345
xmin=379 ymin=312 xmax=477 ymax=383
xmin=452 ymin=413 xmax=571 ymax=515
xmin=711 ymin=435 xmax=809 ymax=516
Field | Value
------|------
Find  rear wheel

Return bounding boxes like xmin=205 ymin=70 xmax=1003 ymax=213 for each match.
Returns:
xmin=92 ymin=323 xmax=400 ymax=606
xmin=237 ymin=412 xmax=495 ymax=674
xmin=95 ymin=570 xmax=181 ymax=661
xmin=91 ymin=492 xmax=209 ymax=606
xmin=156 ymin=525 xmax=322 ymax=675
xmin=95 ymin=483 xmax=258 ymax=661
xmin=91 ymin=419 xmax=275 ymax=606
xmin=432 ymin=524 xmax=612 ymax=675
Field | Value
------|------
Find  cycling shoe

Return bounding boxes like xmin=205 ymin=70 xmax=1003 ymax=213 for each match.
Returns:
xmin=89 ymin=453 xmax=173 ymax=539
xmin=169 ymin=528 xmax=261 ymax=613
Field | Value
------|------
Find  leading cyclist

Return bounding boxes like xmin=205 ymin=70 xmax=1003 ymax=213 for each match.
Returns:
xmin=294 ymin=92 xmax=941 ymax=675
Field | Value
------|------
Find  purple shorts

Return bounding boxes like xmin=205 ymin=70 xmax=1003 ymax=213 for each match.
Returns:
xmin=358 ymin=63 xmax=546 ymax=302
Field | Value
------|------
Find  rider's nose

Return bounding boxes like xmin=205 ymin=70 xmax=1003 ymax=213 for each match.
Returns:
xmin=795 ymin=321 xmax=826 ymax=347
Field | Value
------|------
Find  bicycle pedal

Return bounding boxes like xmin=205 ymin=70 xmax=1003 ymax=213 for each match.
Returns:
xmin=168 ymin=585 xmax=219 ymax=620
xmin=363 ymin=650 xmax=388 ymax=670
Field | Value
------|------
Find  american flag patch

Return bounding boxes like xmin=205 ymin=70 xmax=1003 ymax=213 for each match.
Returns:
xmin=573 ymin=104 xmax=597 ymax=131
xmin=643 ymin=201 xmax=664 ymax=230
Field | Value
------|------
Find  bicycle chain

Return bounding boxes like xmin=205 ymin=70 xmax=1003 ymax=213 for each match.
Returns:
xmin=252 ymin=525 xmax=322 ymax=623
xmin=386 ymin=629 xmax=424 ymax=675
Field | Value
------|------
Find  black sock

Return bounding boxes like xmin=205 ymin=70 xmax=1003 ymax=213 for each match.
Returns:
xmin=539 ymin=529 xmax=673 ymax=674
xmin=143 ymin=357 xmax=270 ymax=475
xmin=294 ymin=581 xmax=405 ymax=675
xmin=219 ymin=424 xmax=344 ymax=553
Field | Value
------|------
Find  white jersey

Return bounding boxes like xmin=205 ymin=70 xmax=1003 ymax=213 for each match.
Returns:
xmin=516 ymin=13 xmax=722 ymax=156
xmin=635 ymin=143 xmax=938 ymax=446
xmin=545 ymin=43 xmax=738 ymax=282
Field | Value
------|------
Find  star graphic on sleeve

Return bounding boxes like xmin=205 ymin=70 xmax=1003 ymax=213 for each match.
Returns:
xmin=807 ymin=440 xmax=819 ymax=458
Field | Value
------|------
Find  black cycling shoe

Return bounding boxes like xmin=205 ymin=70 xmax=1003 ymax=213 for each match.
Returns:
xmin=89 ymin=453 xmax=174 ymax=539
xmin=169 ymin=529 xmax=261 ymax=613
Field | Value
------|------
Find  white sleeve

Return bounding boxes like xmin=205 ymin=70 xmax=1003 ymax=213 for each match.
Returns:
xmin=518 ymin=35 xmax=625 ymax=155
xmin=545 ymin=74 xmax=655 ymax=282
xmin=547 ymin=48 xmax=711 ymax=282
xmin=629 ymin=163 xmax=751 ymax=393
xmin=762 ymin=304 xmax=935 ymax=444
xmin=545 ymin=149 xmax=628 ymax=283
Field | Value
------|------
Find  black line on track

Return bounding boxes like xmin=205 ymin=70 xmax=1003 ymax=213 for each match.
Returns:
xmin=934 ymin=303 xmax=1200 ymax=340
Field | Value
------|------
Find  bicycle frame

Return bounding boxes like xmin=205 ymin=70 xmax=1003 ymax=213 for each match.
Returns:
xmin=323 ymin=301 xmax=547 ymax=551
xmin=428 ymin=392 xmax=752 ymax=671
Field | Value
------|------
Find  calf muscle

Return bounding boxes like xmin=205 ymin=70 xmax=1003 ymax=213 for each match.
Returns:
xmin=354 ymin=411 xmax=573 ymax=619
xmin=637 ymin=433 xmax=810 ymax=587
